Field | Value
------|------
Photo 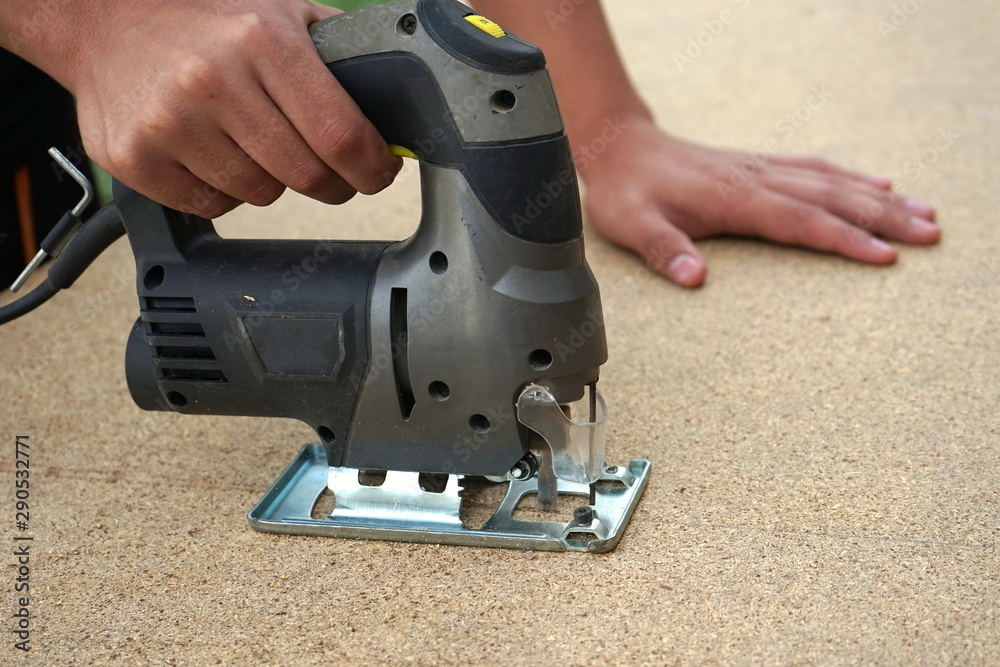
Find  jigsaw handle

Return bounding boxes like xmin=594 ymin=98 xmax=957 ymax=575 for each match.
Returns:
xmin=118 ymin=0 xmax=608 ymax=478
xmin=311 ymin=0 xmax=582 ymax=244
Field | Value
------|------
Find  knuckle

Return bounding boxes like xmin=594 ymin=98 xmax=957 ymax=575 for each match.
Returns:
xmin=603 ymin=188 xmax=646 ymax=222
xmin=855 ymin=192 xmax=893 ymax=226
xmin=784 ymin=202 xmax=826 ymax=243
xmin=175 ymin=54 xmax=222 ymax=95
xmin=643 ymin=230 xmax=674 ymax=259
xmin=788 ymin=200 xmax=820 ymax=224
xmin=137 ymin=99 xmax=181 ymax=136
xmin=235 ymin=11 xmax=264 ymax=36
xmin=819 ymin=179 xmax=841 ymax=209
xmin=104 ymin=132 xmax=144 ymax=175
xmin=720 ymin=181 xmax=760 ymax=215
xmin=839 ymin=225 xmax=872 ymax=251
xmin=77 ymin=119 xmax=108 ymax=164
xmin=285 ymin=158 xmax=359 ymax=205
xmin=229 ymin=12 xmax=283 ymax=50
xmin=317 ymin=118 xmax=367 ymax=164
xmin=288 ymin=160 xmax=335 ymax=197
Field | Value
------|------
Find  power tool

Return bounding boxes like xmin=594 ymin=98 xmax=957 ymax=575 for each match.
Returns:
xmin=1 ymin=0 xmax=650 ymax=552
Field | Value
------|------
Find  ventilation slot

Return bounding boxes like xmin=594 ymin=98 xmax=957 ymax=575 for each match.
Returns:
xmin=144 ymin=297 xmax=196 ymax=312
xmin=142 ymin=296 xmax=227 ymax=383
xmin=148 ymin=321 xmax=205 ymax=337
xmin=155 ymin=345 xmax=216 ymax=360
xmin=160 ymin=368 xmax=227 ymax=382
xmin=390 ymin=288 xmax=415 ymax=420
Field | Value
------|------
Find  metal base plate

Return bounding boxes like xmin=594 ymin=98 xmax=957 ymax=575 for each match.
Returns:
xmin=248 ymin=443 xmax=650 ymax=553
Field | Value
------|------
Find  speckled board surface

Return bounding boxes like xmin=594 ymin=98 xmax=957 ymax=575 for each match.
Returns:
xmin=1 ymin=0 xmax=997 ymax=664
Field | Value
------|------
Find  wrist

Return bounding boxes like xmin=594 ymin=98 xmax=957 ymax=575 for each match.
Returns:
xmin=567 ymin=98 xmax=653 ymax=146
xmin=561 ymin=87 xmax=655 ymax=170
xmin=0 ymin=2 xmax=107 ymax=93
xmin=570 ymin=106 xmax=657 ymax=184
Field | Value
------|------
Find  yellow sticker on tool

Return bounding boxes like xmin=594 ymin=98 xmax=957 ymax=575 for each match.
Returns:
xmin=464 ymin=15 xmax=506 ymax=38
xmin=389 ymin=144 xmax=419 ymax=160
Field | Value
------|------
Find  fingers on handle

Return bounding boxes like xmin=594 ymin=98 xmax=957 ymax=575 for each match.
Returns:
xmin=120 ymin=159 xmax=243 ymax=219
xmin=223 ymin=92 xmax=360 ymax=205
xmin=259 ymin=37 xmax=402 ymax=197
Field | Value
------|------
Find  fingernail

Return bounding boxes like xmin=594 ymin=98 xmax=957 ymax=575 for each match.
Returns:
xmin=865 ymin=174 xmax=893 ymax=188
xmin=910 ymin=216 xmax=938 ymax=234
xmin=904 ymin=199 xmax=935 ymax=219
xmin=870 ymin=238 xmax=895 ymax=254
xmin=667 ymin=254 xmax=702 ymax=284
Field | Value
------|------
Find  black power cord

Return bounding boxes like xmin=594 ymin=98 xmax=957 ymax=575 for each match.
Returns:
xmin=0 ymin=202 xmax=124 ymax=325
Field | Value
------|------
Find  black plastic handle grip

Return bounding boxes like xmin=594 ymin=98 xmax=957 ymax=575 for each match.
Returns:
xmin=312 ymin=0 xmax=583 ymax=244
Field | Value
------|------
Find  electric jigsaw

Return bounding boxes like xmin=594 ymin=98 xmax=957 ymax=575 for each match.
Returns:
xmin=2 ymin=0 xmax=650 ymax=552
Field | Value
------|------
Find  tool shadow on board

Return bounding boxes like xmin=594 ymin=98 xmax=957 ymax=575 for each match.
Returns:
xmin=0 ymin=0 xmax=650 ymax=553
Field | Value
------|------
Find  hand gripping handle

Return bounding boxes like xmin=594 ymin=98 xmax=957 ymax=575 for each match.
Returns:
xmin=310 ymin=0 xmax=583 ymax=244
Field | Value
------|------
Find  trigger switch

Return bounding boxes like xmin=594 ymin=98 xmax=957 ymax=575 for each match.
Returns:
xmin=464 ymin=15 xmax=506 ymax=38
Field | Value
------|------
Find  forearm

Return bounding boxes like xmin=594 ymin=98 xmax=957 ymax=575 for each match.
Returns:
xmin=0 ymin=2 xmax=100 ymax=91
xmin=472 ymin=0 xmax=652 ymax=152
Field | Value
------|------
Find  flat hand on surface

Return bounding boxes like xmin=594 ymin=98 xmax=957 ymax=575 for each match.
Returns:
xmin=583 ymin=117 xmax=940 ymax=287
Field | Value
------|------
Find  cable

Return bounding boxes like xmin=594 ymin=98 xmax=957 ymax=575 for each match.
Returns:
xmin=0 ymin=281 xmax=59 ymax=325
xmin=46 ymin=202 xmax=125 ymax=289
xmin=0 ymin=202 xmax=124 ymax=325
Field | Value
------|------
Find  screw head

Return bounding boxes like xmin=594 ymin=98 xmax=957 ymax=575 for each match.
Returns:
xmin=573 ymin=506 xmax=595 ymax=524
xmin=400 ymin=14 xmax=417 ymax=35
xmin=509 ymin=457 xmax=536 ymax=480
xmin=606 ymin=465 xmax=618 ymax=475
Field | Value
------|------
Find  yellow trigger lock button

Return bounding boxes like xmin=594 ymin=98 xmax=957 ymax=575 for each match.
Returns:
xmin=464 ymin=15 xmax=506 ymax=38
xmin=389 ymin=145 xmax=419 ymax=160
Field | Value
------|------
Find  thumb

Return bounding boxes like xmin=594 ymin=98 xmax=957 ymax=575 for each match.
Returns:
xmin=645 ymin=223 xmax=707 ymax=287
xmin=308 ymin=2 xmax=343 ymax=22
xmin=592 ymin=206 xmax=708 ymax=287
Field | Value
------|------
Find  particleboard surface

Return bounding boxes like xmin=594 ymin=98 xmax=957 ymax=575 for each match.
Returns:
xmin=1 ymin=1 xmax=997 ymax=664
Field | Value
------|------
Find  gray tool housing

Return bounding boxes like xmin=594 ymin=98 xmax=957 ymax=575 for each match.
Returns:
xmin=120 ymin=0 xmax=608 ymax=477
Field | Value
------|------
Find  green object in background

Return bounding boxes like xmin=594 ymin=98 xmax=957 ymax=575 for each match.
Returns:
xmin=92 ymin=163 xmax=113 ymax=206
